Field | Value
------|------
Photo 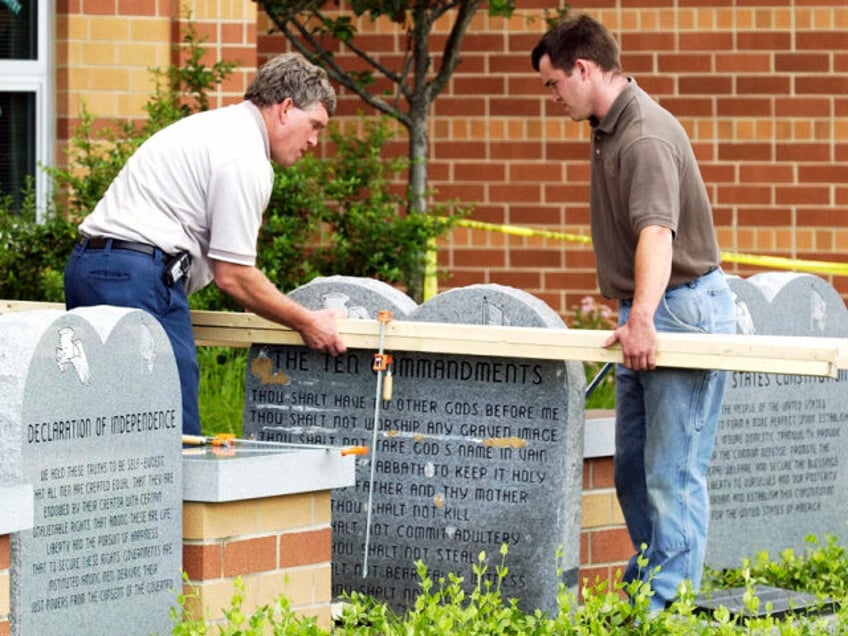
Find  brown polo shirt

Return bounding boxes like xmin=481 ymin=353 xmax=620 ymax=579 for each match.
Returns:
xmin=589 ymin=79 xmax=721 ymax=299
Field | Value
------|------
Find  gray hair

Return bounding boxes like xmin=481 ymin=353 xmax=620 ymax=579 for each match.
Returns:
xmin=245 ymin=53 xmax=337 ymax=117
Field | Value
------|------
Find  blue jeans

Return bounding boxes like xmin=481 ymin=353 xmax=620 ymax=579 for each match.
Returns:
xmin=614 ymin=268 xmax=735 ymax=610
xmin=64 ymin=239 xmax=200 ymax=435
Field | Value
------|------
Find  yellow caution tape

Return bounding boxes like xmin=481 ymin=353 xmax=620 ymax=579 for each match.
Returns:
xmin=456 ymin=218 xmax=592 ymax=245
xmin=422 ymin=218 xmax=848 ymax=299
xmin=719 ymin=251 xmax=848 ymax=277
xmin=454 ymin=219 xmax=848 ymax=276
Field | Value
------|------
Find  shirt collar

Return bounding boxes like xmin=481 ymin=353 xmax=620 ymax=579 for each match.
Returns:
xmin=243 ymin=100 xmax=270 ymax=158
xmin=592 ymin=77 xmax=638 ymax=134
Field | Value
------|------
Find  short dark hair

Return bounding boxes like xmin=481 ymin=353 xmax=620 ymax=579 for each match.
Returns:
xmin=245 ymin=53 xmax=337 ymax=116
xmin=531 ymin=14 xmax=621 ymax=74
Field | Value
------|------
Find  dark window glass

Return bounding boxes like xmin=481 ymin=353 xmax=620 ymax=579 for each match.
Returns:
xmin=0 ymin=92 xmax=35 ymax=209
xmin=0 ymin=1 xmax=37 ymax=60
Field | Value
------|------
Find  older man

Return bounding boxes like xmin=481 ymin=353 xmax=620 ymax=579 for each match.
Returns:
xmin=65 ymin=53 xmax=346 ymax=435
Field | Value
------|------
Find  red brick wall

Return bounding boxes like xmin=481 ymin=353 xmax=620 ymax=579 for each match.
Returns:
xmin=580 ymin=457 xmax=630 ymax=588
xmin=0 ymin=534 xmax=8 ymax=636
xmin=258 ymin=1 xmax=848 ymax=314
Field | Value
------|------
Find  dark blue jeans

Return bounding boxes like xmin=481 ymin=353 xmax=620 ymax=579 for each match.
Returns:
xmin=64 ymin=240 xmax=200 ymax=435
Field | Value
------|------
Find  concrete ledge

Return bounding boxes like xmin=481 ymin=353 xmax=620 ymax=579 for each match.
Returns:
xmin=0 ymin=484 xmax=34 ymax=534
xmin=584 ymin=410 xmax=615 ymax=459
xmin=182 ymin=449 xmax=356 ymax=502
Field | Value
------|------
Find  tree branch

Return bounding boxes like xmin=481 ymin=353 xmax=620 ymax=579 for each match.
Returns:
xmin=410 ymin=1 xmax=433 ymax=102
xmin=427 ymin=0 xmax=481 ymax=101
xmin=261 ymin=2 xmax=413 ymax=127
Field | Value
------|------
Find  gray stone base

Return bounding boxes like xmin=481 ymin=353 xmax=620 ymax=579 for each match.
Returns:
xmin=694 ymin=585 xmax=835 ymax=620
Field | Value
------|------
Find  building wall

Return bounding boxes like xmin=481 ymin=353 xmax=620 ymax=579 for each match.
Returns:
xmin=55 ymin=0 xmax=257 ymax=149
xmin=256 ymin=1 xmax=848 ymax=313
xmin=55 ymin=2 xmax=848 ymax=314
xmin=581 ymin=456 xmax=631 ymax=588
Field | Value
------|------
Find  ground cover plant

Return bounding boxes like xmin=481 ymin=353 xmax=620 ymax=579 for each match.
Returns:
xmin=169 ymin=538 xmax=846 ymax=635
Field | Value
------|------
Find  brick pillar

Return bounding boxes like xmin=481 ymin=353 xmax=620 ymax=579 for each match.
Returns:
xmin=0 ymin=535 xmax=10 ymax=636
xmin=580 ymin=456 xmax=631 ymax=591
xmin=182 ymin=492 xmax=335 ymax=630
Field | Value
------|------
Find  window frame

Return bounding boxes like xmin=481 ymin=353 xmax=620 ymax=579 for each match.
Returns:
xmin=0 ymin=2 xmax=53 ymax=219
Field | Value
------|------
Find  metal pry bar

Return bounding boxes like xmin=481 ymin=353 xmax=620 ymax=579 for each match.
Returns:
xmin=585 ymin=361 xmax=614 ymax=399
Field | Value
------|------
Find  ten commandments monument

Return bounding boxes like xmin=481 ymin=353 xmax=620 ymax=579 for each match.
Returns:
xmin=244 ymin=278 xmax=586 ymax=614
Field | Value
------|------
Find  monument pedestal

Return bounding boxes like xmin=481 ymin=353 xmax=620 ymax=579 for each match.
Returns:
xmin=181 ymin=448 xmax=356 ymax=630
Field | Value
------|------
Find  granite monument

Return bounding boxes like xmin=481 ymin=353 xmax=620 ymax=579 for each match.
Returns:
xmin=706 ymin=273 xmax=848 ymax=568
xmin=0 ymin=306 xmax=182 ymax=636
xmin=244 ymin=278 xmax=585 ymax=613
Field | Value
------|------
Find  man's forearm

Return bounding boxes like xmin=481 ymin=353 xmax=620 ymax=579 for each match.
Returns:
xmin=630 ymin=225 xmax=673 ymax=324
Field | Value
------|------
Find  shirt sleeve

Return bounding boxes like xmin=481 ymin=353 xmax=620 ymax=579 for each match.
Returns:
xmin=621 ymin=136 xmax=681 ymax=238
xmin=206 ymin=158 xmax=274 ymax=266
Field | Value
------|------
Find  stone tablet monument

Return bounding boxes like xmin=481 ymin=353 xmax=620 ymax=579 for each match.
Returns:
xmin=244 ymin=278 xmax=585 ymax=614
xmin=0 ymin=306 xmax=182 ymax=636
xmin=705 ymin=273 xmax=848 ymax=568
xmin=288 ymin=274 xmax=418 ymax=320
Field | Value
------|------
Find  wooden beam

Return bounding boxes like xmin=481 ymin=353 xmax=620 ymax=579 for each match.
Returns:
xmin=4 ymin=301 xmax=847 ymax=377
xmin=191 ymin=311 xmax=848 ymax=378
xmin=0 ymin=300 xmax=64 ymax=313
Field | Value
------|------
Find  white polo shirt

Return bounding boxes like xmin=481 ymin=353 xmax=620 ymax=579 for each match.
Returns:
xmin=80 ymin=101 xmax=274 ymax=294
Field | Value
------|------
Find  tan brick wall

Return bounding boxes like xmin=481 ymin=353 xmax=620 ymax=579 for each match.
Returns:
xmin=182 ymin=492 xmax=334 ymax=629
xmin=55 ymin=0 xmax=257 ymax=147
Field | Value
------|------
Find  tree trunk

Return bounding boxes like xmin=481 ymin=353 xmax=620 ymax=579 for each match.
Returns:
xmin=407 ymin=103 xmax=429 ymax=216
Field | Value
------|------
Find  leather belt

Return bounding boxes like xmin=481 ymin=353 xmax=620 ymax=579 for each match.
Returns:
xmin=84 ymin=237 xmax=158 ymax=257
xmin=666 ymin=265 xmax=720 ymax=293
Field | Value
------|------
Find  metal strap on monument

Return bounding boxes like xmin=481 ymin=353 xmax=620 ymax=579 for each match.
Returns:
xmin=363 ymin=310 xmax=394 ymax=579
xmin=181 ymin=433 xmax=368 ymax=456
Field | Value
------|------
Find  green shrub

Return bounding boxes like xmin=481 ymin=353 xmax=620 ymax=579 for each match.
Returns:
xmin=170 ymin=540 xmax=848 ymax=635
xmin=571 ymin=295 xmax=616 ymax=410
xmin=0 ymin=180 xmax=78 ymax=302
xmin=197 ymin=347 xmax=247 ymax=435
xmin=261 ymin=116 xmax=464 ymax=298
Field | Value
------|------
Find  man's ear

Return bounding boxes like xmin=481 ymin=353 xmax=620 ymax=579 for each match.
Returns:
xmin=574 ymin=59 xmax=590 ymax=79
xmin=278 ymin=97 xmax=295 ymax=123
